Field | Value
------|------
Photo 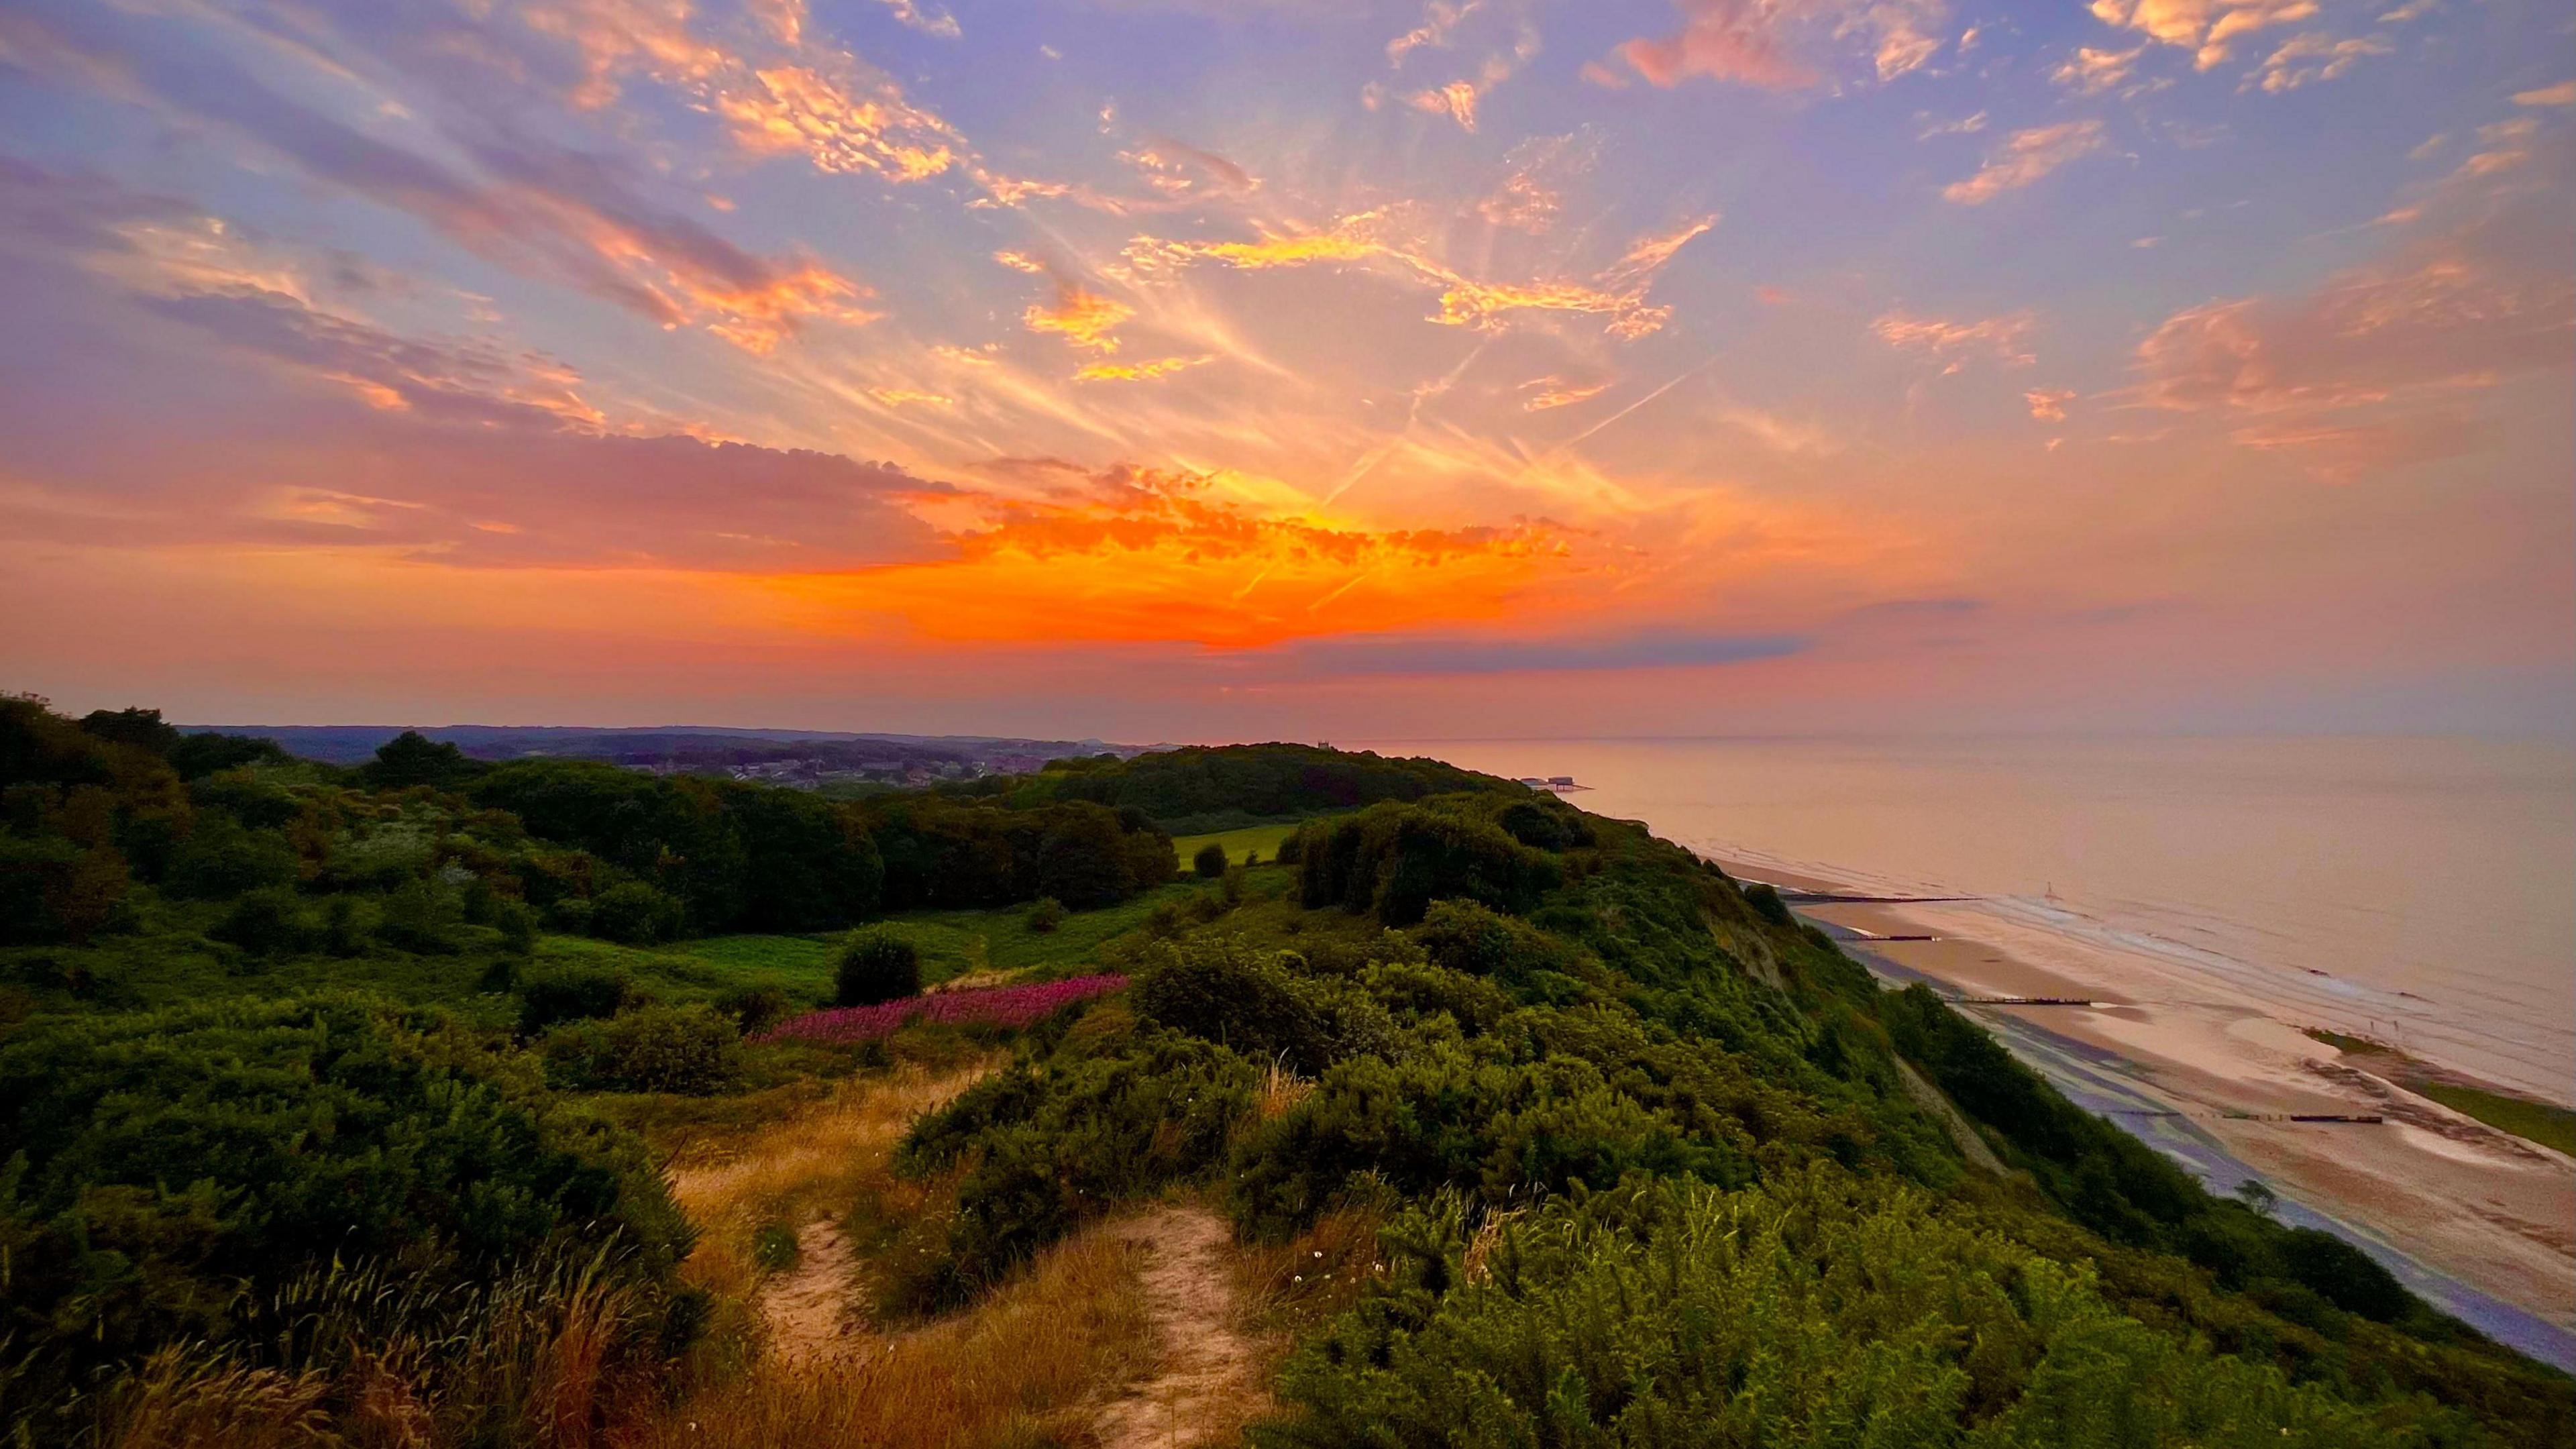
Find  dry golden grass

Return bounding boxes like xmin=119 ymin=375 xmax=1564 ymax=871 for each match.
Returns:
xmin=625 ymin=1222 xmax=1151 ymax=1449
xmin=1229 ymin=1205 xmax=1385 ymax=1344
xmin=1253 ymin=1060 xmax=1313 ymax=1121
xmin=620 ymin=1053 xmax=1179 ymax=1448
xmin=97 ymin=1350 xmax=337 ymax=1449
xmin=663 ymin=1058 xmax=996 ymax=1316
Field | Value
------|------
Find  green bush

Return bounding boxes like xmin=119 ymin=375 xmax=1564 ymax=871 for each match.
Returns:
xmin=1026 ymin=894 xmax=1067 ymax=932
xmin=0 ymin=994 xmax=690 ymax=1415
xmin=0 ymin=834 xmax=129 ymax=944
xmin=1193 ymin=842 xmax=1230 ymax=879
xmin=1745 ymin=880 xmax=1796 ymax=926
xmin=836 ymin=928 xmax=921 ymax=1006
xmin=898 ymin=1029 xmax=1256 ymax=1293
xmin=1132 ymin=936 xmax=1334 ymax=1073
xmin=375 ymin=875 xmax=462 ymax=953
xmin=543 ymin=1004 xmax=741 ymax=1095
xmin=716 ymin=983 xmax=792 ymax=1036
xmin=209 ymin=885 xmax=305 ymax=958
xmin=517 ymin=965 xmax=629 ymax=1035
xmin=1261 ymin=1169 xmax=2422 ymax=1448
xmin=163 ymin=816 xmax=299 ymax=900
xmin=589 ymin=879 xmax=686 ymax=945
xmin=1297 ymin=800 xmax=1559 ymax=925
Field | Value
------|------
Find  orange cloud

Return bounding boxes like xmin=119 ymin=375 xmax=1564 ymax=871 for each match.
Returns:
xmin=1522 ymin=376 xmax=1613 ymax=411
xmin=1411 ymin=80 xmax=1483 ymax=131
xmin=1124 ymin=210 xmax=1713 ymax=339
xmin=784 ymin=467 xmax=1580 ymax=648
xmin=2025 ymin=388 xmax=2076 ymax=421
xmin=1022 ymin=283 xmax=1135 ymax=353
xmin=2051 ymin=45 xmax=2146 ymax=95
xmin=1612 ymin=0 xmax=1946 ymax=90
xmin=2087 ymin=0 xmax=2316 ymax=69
xmin=1943 ymin=121 xmax=2105 ymax=204
xmin=1872 ymin=311 xmax=2038 ymax=370
xmin=1075 ymin=355 xmax=1214 ymax=382
xmin=2249 ymin=33 xmax=2389 ymax=94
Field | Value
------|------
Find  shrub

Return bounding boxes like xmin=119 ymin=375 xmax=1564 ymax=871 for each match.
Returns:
xmin=1413 ymin=898 xmax=1590 ymax=986
xmin=210 ymin=886 xmax=305 ymax=959
xmin=588 ymin=880 xmax=686 ymax=945
xmin=1133 ymin=936 xmax=1332 ymax=1073
xmin=0 ymin=994 xmax=690 ymax=1416
xmin=0 ymin=835 xmax=129 ymax=944
xmin=1264 ymin=1169 xmax=2408 ymax=1448
xmin=494 ymin=896 xmax=539 ymax=955
xmin=1744 ymin=881 xmax=1795 ymax=927
xmin=715 ymin=983 xmax=792 ymax=1036
xmin=319 ymin=894 xmax=365 ymax=956
xmin=1297 ymin=801 xmax=1558 ymax=925
xmin=374 ymin=876 xmax=462 ymax=953
xmin=544 ymin=1004 xmax=742 ymax=1095
xmin=898 ymin=1030 xmax=1257 ymax=1292
xmin=163 ymin=817 xmax=299 ymax=900
xmin=1497 ymin=797 xmax=1593 ymax=850
xmin=1193 ymin=842 xmax=1230 ymax=879
xmin=835 ymin=928 xmax=921 ymax=1006
xmin=517 ymin=965 xmax=630 ymax=1035
xmin=1026 ymin=895 xmax=1067 ymax=932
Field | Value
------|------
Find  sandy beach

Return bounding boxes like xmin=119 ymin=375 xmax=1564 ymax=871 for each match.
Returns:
xmin=1717 ymin=857 xmax=2576 ymax=1348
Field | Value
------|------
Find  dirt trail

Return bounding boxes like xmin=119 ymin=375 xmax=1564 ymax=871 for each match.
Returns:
xmin=1095 ymin=1206 xmax=1265 ymax=1449
xmin=757 ymin=1216 xmax=867 ymax=1368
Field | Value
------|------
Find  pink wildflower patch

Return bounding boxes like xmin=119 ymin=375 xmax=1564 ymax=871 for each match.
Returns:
xmin=757 ymin=973 xmax=1128 ymax=1045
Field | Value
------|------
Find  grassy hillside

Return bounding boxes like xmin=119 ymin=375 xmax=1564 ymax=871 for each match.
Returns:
xmin=3 ymin=694 xmax=2566 ymax=1448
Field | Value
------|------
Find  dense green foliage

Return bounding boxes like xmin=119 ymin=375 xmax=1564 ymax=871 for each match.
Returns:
xmin=3 ymin=693 xmax=2567 ymax=1448
xmin=1296 ymin=799 xmax=1563 ymax=924
xmin=0 ymin=993 xmax=691 ymax=1422
xmin=900 ymin=782 xmax=2573 ymax=1448
xmin=863 ymin=794 xmax=1176 ymax=910
xmin=835 ymin=928 xmax=922 ymax=1006
xmin=1265 ymin=1170 xmax=2428 ymax=1448
xmin=953 ymin=742 xmax=1515 ymax=831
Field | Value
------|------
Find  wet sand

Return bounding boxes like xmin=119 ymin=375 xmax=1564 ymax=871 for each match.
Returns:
xmin=1721 ymin=857 xmax=2576 ymax=1346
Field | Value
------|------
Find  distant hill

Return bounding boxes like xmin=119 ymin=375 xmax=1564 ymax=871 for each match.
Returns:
xmin=181 ymin=723 xmax=1162 ymax=785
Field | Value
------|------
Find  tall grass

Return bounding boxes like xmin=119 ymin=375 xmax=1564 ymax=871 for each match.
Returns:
xmin=625 ymin=1228 xmax=1150 ymax=1449
xmin=56 ymin=1246 xmax=661 ymax=1449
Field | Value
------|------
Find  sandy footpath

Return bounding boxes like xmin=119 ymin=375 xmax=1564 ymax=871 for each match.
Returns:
xmin=1721 ymin=858 xmax=2576 ymax=1336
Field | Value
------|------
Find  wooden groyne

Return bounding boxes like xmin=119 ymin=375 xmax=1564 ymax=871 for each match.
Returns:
xmin=1949 ymin=996 xmax=2095 ymax=1007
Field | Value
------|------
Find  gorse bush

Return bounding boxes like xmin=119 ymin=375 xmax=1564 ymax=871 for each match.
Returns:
xmin=517 ymin=965 xmax=629 ymax=1035
xmin=210 ymin=885 xmax=306 ymax=959
xmin=836 ymin=928 xmax=922 ymax=1006
xmin=1297 ymin=800 xmax=1561 ymax=925
xmin=542 ymin=1002 xmax=741 ymax=1095
xmin=588 ymin=879 xmax=686 ymax=945
xmin=0 ymin=993 xmax=690 ymax=1419
xmin=1261 ymin=1169 xmax=2433 ymax=1448
xmin=897 ymin=1021 xmax=1257 ymax=1297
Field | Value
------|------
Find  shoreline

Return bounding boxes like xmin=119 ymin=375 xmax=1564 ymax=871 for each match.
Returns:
xmin=1713 ymin=854 xmax=2576 ymax=1369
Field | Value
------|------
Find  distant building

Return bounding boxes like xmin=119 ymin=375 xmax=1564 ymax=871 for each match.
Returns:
xmin=1548 ymin=775 xmax=1575 ymax=787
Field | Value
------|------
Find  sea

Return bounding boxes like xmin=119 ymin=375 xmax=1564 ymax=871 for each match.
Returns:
xmin=1356 ymin=735 xmax=2575 ymax=1106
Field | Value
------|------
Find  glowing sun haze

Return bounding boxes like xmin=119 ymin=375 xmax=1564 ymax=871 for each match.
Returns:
xmin=0 ymin=0 xmax=2568 ymax=739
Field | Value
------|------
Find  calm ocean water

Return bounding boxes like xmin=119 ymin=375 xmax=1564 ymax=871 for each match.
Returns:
xmin=1356 ymin=736 xmax=2575 ymax=1105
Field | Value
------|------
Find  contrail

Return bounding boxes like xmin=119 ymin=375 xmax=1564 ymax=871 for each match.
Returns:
xmin=1321 ymin=341 xmax=1489 ymax=507
xmin=1560 ymin=356 xmax=1719 ymax=451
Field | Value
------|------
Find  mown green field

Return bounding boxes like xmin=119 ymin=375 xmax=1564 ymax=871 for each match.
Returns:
xmin=1170 ymin=820 xmax=1300 ymax=869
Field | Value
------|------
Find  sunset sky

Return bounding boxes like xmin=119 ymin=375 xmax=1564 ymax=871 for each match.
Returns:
xmin=1 ymin=0 xmax=2569 ymax=739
